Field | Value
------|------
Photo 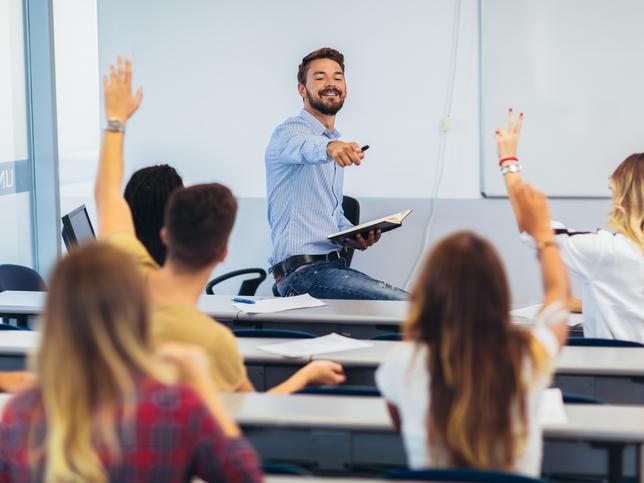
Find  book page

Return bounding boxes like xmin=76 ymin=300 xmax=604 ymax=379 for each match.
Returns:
xmin=258 ymin=333 xmax=373 ymax=358
xmin=232 ymin=293 xmax=325 ymax=314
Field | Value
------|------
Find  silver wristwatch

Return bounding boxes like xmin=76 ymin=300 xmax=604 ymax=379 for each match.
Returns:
xmin=105 ymin=118 xmax=125 ymax=133
xmin=500 ymin=163 xmax=522 ymax=176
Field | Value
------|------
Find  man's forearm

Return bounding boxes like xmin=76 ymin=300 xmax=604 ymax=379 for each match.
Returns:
xmin=95 ymin=131 xmax=125 ymax=205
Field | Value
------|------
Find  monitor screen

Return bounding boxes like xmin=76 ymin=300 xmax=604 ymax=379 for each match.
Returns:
xmin=61 ymin=205 xmax=95 ymax=249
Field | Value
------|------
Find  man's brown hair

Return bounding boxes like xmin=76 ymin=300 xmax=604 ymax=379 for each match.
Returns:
xmin=164 ymin=183 xmax=237 ymax=270
xmin=297 ymin=47 xmax=345 ymax=85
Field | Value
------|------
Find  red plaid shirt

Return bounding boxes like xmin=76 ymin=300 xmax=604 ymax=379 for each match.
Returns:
xmin=0 ymin=379 xmax=262 ymax=482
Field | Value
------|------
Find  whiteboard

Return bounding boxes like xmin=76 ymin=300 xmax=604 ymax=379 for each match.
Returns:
xmin=481 ymin=0 xmax=644 ymax=197
xmin=97 ymin=0 xmax=481 ymax=199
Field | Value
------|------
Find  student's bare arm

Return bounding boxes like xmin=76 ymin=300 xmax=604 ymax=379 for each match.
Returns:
xmin=495 ymin=109 xmax=530 ymax=233
xmin=95 ymin=57 xmax=143 ymax=239
xmin=512 ymin=183 xmax=570 ymax=347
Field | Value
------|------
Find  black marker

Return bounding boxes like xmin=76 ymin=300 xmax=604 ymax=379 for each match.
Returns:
xmin=360 ymin=145 xmax=370 ymax=152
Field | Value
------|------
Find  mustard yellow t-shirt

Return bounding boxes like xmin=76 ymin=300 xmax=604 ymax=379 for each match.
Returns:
xmin=107 ymin=232 xmax=246 ymax=391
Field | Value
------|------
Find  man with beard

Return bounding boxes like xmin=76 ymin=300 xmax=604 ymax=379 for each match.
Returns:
xmin=265 ymin=47 xmax=407 ymax=300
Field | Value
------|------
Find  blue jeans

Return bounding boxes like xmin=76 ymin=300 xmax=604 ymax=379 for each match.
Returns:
xmin=276 ymin=261 xmax=408 ymax=301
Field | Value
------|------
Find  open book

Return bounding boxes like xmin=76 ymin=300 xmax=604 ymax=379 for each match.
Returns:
xmin=327 ymin=209 xmax=412 ymax=243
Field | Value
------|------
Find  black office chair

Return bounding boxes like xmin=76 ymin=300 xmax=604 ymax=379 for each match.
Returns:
xmin=206 ymin=268 xmax=267 ymax=296
xmin=0 ymin=264 xmax=46 ymax=328
xmin=271 ymin=195 xmax=361 ymax=297
xmin=566 ymin=336 xmax=644 ymax=348
xmin=385 ymin=468 xmax=546 ymax=482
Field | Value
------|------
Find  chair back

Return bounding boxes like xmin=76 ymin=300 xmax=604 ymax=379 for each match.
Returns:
xmin=340 ymin=195 xmax=360 ymax=267
xmin=297 ymin=385 xmax=380 ymax=397
xmin=0 ymin=265 xmax=46 ymax=293
xmin=0 ymin=324 xmax=31 ymax=331
xmin=232 ymin=328 xmax=316 ymax=339
xmin=206 ymin=268 xmax=267 ymax=296
xmin=566 ymin=336 xmax=644 ymax=348
xmin=372 ymin=332 xmax=402 ymax=341
xmin=385 ymin=468 xmax=546 ymax=482
xmin=562 ymin=393 xmax=605 ymax=405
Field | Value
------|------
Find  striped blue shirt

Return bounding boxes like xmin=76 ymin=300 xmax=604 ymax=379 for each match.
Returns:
xmin=265 ymin=109 xmax=354 ymax=267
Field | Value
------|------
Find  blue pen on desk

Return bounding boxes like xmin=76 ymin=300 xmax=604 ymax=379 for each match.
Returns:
xmin=232 ymin=297 xmax=256 ymax=304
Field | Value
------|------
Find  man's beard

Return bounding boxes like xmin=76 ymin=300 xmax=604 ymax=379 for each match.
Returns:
xmin=306 ymin=87 xmax=345 ymax=116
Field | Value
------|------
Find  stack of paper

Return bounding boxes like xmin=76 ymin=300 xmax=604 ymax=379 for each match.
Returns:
xmin=258 ymin=333 xmax=373 ymax=358
xmin=232 ymin=294 xmax=325 ymax=314
xmin=511 ymin=304 xmax=583 ymax=327
xmin=538 ymin=388 xmax=568 ymax=425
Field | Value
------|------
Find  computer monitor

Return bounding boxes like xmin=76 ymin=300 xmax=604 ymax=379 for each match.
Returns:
xmin=61 ymin=204 xmax=96 ymax=249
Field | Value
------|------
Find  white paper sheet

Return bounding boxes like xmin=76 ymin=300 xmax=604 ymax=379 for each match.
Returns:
xmin=233 ymin=294 xmax=325 ymax=314
xmin=538 ymin=388 xmax=568 ymax=425
xmin=258 ymin=333 xmax=373 ymax=358
xmin=511 ymin=304 xmax=583 ymax=327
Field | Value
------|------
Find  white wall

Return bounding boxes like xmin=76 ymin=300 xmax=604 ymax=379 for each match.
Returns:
xmin=96 ymin=0 xmax=481 ymax=199
xmin=46 ymin=0 xmax=616 ymax=302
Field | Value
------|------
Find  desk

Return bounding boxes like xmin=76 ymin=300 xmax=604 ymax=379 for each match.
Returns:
xmin=220 ymin=392 xmax=644 ymax=480
xmin=2 ymin=332 xmax=643 ymax=404
xmin=238 ymin=339 xmax=644 ymax=404
xmin=0 ymin=291 xmax=543 ymax=339
xmin=0 ymin=331 xmax=38 ymax=370
xmin=0 ymin=291 xmax=403 ymax=338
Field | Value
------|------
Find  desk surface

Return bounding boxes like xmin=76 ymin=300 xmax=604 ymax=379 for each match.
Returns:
xmin=239 ymin=337 xmax=644 ymax=377
xmin=220 ymin=392 xmax=644 ymax=443
xmin=3 ymin=333 xmax=644 ymax=378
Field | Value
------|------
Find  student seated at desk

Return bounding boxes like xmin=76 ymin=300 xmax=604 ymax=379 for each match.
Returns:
xmin=0 ymin=243 xmax=261 ymax=482
xmin=497 ymin=109 xmax=644 ymax=341
xmin=124 ymin=164 xmax=183 ymax=266
xmin=95 ymin=57 xmax=344 ymax=393
xmin=376 ymin=184 xmax=570 ymax=476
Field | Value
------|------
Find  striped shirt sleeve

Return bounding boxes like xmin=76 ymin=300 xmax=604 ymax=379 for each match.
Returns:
xmin=266 ymin=120 xmax=333 ymax=165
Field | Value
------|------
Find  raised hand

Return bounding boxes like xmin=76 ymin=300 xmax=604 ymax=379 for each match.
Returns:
xmin=327 ymin=141 xmax=365 ymax=167
xmin=103 ymin=57 xmax=143 ymax=125
xmin=495 ymin=108 xmax=523 ymax=162
xmin=510 ymin=182 xmax=552 ymax=241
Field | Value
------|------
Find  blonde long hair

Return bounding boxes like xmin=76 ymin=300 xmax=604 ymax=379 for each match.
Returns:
xmin=608 ymin=153 xmax=644 ymax=253
xmin=405 ymin=232 xmax=547 ymax=470
xmin=33 ymin=242 xmax=168 ymax=482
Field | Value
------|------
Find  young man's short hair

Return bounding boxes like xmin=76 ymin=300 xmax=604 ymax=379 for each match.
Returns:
xmin=297 ymin=47 xmax=345 ymax=85
xmin=164 ymin=183 xmax=237 ymax=270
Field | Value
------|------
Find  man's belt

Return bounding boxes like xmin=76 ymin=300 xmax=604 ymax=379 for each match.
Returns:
xmin=272 ymin=251 xmax=341 ymax=282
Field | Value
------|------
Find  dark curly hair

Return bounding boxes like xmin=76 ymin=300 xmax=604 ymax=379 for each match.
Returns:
xmin=124 ymin=165 xmax=184 ymax=265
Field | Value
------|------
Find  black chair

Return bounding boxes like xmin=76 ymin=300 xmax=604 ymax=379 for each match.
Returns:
xmin=0 ymin=324 xmax=30 ymax=331
xmin=232 ymin=328 xmax=316 ymax=339
xmin=206 ymin=268 xmax=267 ymax=296
xmin=297 ymin=385 xmax=380 ymax=397
xmin=262 ymin=463 xmax=311 ymax=475
xmin=372 ymin=332 xmax=402 ymax=341
xmin=0 ymin=264 xmax=46 ymax=328
xmin=562 ymin=393 xmax=605 ymax=405
xmin=385 ymin=468 xmax=546 ymax=482
xmin=339 ymin=195 xmax=360 ymax=266
xmin=271 ymin=195 xmax=361 ymax=297
xmin=566 ymin=336 xmax=644 ymax=348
